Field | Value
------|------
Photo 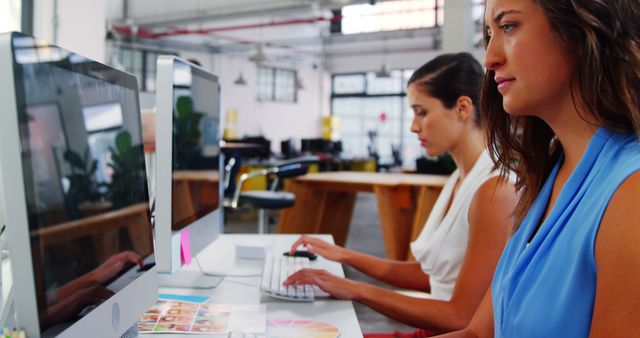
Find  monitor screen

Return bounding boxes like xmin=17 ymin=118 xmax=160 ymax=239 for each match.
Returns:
xmin=170 ymin=60 xmax=220 ymax=230
xmin=82 ymin=102 xmax=124 ymax=132
xmin=154 ymin=56 xmax=222 ymax=277
xmin=0 ymin=32 xmax=156 ymax=337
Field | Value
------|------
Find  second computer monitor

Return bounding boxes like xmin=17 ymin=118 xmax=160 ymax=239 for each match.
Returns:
xmin=155 ymin=56 xmax=222 ymax=276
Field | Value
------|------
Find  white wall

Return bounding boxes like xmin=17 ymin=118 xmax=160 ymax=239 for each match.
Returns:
xmin=209 ymin=54 xmax=330 ymax=153
xmin=442 ymin=0 xmax=475 ymax=53
xmin=0 ymin=0 xmax=21 ymax=33
xmin=34 ymin=0 xmax=107 ymax=62
xmin=138 ymin=48 xmax=330 ymax=153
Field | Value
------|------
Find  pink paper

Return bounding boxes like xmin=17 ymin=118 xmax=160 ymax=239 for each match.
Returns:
xmin=180 ymin=229 xmax=192 ymax=265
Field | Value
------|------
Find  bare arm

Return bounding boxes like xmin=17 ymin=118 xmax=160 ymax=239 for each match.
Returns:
xmin=358 ymin=176 xmax=514 ymax=331
xmin=343 ymin=250 xmax=430 ymax=292
xmin=286 ymin=176 xmax=515 ymax=331
xmin=590 ymin=172 xmax=640 ymax=337
xmin=291 ymin=236 xmax=430 ymax=292
xmin=436 ymin=288 xmax=495 ymax=338
xmin=55 ymin=250 xmax=142 ymax=301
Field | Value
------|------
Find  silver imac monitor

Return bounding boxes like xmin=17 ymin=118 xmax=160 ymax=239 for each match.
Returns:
xmin=154 ymin=56 xmax=223 ymax=287
xmin=0 ymin=32 xmax=157 ymax=338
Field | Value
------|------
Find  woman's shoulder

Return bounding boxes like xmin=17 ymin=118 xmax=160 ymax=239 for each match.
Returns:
xmin=471 ymin=176 xmax=517 ymax=209
xmin=468 ymin=175 xmax=518 ymax=229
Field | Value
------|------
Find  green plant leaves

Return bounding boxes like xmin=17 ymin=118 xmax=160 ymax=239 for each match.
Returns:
xmin=176 ymin=96 xmax=193 ymax=120
xmin=64 ymin=149 xmax=85 ymax=171
xmin=115 ymin=129 xmax=132 ymax=155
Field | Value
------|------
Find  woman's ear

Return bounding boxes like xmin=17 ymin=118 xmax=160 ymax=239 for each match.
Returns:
xmin=455 ymin=96 xmax=474 ymax=122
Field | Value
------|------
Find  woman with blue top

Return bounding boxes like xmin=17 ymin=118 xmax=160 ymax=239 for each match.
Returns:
xmin=437 ymin=0 xmax=640 ymax=337
xmin=283 ymin=53 xmax=518 ymax=337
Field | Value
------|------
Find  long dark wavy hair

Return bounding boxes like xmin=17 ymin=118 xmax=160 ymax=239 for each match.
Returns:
xmin=408 ymin=52 xmax=484 ymax=124
xmin=482 ymin=0 xmax=640 ymax=226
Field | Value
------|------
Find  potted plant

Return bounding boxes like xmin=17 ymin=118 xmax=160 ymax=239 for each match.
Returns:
xmin=174 ymin=95 xmax=205 ymax=169
xmin=106 ymin=130 xmax=147 ymax=209
xmin=63 ymin=148 xmax=110 ymax=215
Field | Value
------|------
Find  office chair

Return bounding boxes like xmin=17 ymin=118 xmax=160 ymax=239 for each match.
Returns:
xmin=224 ymin=155 xmax=319 ymax=234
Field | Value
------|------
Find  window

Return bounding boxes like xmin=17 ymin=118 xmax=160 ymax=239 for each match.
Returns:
xmin=340 ymin=0 xmax=444 ymax=35
xmin=473 ymin=0 xmax=485 ymax=23
xmin=116 ymin=48 xmax=167 ymax=91
xmin=331 ymin=71 xmax=422 ymax=168
xmin=0 ymin=0 xmax=21 ymax=33
xmin=257 ymin=65 xmax=297 ymax=103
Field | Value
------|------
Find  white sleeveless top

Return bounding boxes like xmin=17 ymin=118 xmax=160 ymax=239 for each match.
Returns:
xmin=410 ymin=150 xmax=504 ymax=301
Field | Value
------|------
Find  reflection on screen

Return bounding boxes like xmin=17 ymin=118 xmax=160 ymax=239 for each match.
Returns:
xmin=170 ymin=60 xmax=220 ymax=231
xmin=11 ymin=34 xmax=153 ymax=331
xmin=82 ymin=102 xmax=123 ymax=132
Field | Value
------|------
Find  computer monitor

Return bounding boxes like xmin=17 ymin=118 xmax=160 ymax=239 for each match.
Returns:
xmin=0 ymin=32 xmax=157 ymax=338
xmin=154 ymin=56 xmax=223 ymax=287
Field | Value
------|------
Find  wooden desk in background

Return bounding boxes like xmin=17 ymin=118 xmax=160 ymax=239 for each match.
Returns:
xmin=34 ymin=203 xmax=152 ymax=263
xmin=277 ymin=171 xmax=448 ymax=260
xmin=171 ymin=170 xmax=219 ymax=229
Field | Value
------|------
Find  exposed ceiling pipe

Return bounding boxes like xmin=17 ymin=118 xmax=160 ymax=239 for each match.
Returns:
xmin=111 ymin=6 xmax=438 ymax=40
xmin=115 ymin=0 xmax=371 ymax=28
xmin=112 ymin=15 xmax=339 ymax=39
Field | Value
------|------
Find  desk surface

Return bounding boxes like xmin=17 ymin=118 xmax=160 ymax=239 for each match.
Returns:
xmin=145 ymin=234 xmax=363 ymax=337
xmin=297 ymin=171 xmax=449 ymax=187
xmin=173 ymin=170 xmax=219 ymax=182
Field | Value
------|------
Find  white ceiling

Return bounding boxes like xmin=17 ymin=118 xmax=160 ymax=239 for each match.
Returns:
xmin=106 ymin=0 xmax=442 ymax=67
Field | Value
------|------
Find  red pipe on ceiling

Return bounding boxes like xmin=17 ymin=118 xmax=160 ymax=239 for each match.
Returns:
xmin=111 ymin=6 xmax=438 ymax=39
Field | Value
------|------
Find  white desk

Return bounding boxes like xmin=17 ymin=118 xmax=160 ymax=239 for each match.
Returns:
xmin=144 ymin=234 xmax=363 ymax=337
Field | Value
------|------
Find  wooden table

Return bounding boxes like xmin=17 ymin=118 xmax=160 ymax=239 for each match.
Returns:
xmin=277 ymin=171 xmax=449 ymax=260
xmin=171 ymin=170 xmax=219 ymax=230
xmin=34 ymin=203 xmax=153 ymax=263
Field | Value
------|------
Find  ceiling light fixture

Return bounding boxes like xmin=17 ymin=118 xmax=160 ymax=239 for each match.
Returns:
xmin=375 ymin=63 xmax=392 ymax=78
xmin=234 ymin=72 xmax=247 ymax=85
xmin=248 ymin=43 xmax=267 ymax=64
xmin=376 ymin=38 xmax=392 ymax=78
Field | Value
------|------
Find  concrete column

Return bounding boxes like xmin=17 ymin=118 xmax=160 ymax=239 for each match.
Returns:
xmin=441 ymin=0 xmax=475 ymax=53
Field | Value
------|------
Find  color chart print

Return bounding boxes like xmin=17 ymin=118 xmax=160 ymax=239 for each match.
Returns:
xmin=267 ymin=319 xmax=340 ymax=338
xmin=137 ymin=300 xmax=231 ymax=334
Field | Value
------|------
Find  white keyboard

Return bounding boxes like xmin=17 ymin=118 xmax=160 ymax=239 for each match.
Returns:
xmin=260 ymin=253 xmax=315 ymax=302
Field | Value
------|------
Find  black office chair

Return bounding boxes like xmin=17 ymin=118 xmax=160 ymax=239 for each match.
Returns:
xmin=224 ymin=155 xmax=319 ymax=234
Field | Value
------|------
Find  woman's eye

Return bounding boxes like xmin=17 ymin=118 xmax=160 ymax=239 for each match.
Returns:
xmin=500 ymin=23 xmax=516 ymax=33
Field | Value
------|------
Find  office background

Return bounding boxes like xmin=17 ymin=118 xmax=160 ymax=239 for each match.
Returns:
xmin=1 ymin=0 xmax=485 ymax=333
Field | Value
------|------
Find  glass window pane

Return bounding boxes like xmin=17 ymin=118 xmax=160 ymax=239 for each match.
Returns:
xmin=144 ymin=52 xmax=158 ymax=92
xmin=274 ymin=69 xmax=295 ymax=102
xmin=437 ymin=0 xmax=445 ymax=25
xmin=342 ymin=0 xmax=437 ymax=34
xmin=119 ymin=49 xmax=132 ymax=69
xmin=403 ymin=69 xmax=414 ymax=89
xmin=366 ymin=70 xmax=403 ymax=95
xmin=333 ymin=74 xmax=366 ymax=94
xmin=257 ymin=66 xmax=274 ymax=101
xmin=472 ymin=0 xmax=485 ymax=23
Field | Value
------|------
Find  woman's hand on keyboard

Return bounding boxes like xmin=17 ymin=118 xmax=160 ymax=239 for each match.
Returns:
xmin=289 ymin=236 xmax=349 ymax=263
xmin=283 ymin=268 xmax=361 ymax=300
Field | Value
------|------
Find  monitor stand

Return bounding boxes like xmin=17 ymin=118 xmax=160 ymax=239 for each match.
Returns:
xmin=157 ymin=270 xmax=223 ymax=289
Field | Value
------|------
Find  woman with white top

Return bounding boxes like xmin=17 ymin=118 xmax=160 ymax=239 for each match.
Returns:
xmin=284 ymin=53 xmax=517 ymax=337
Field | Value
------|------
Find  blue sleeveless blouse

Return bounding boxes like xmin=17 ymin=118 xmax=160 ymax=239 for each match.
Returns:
xmin=492 ymin=127 xmax=640 ymax=337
